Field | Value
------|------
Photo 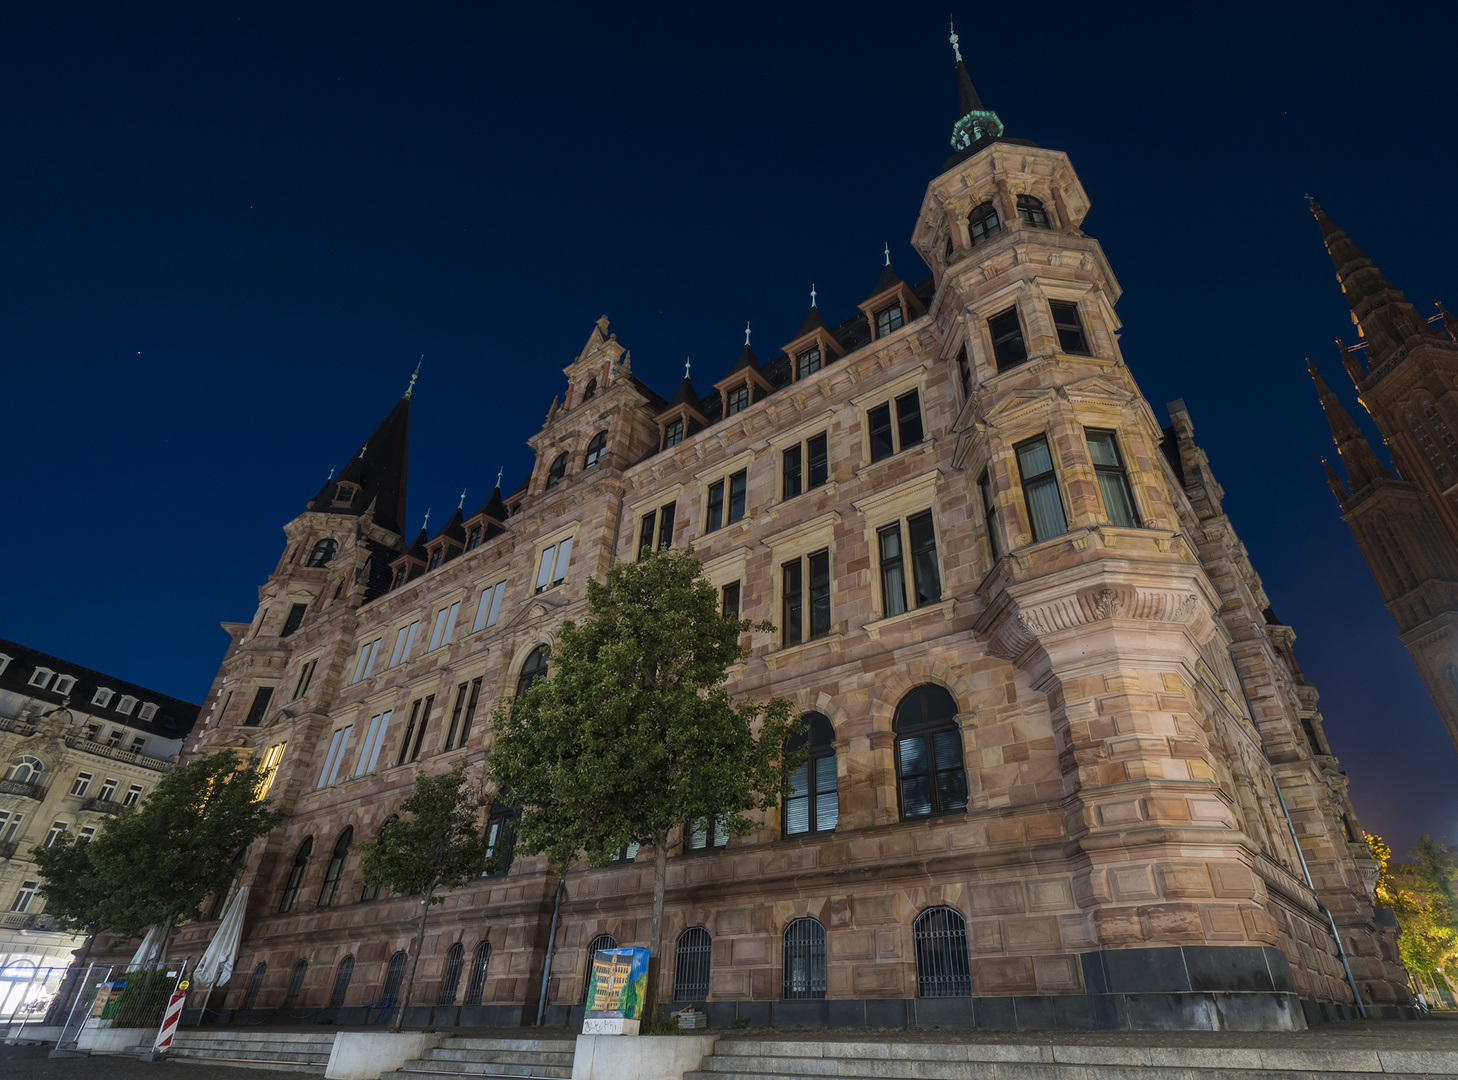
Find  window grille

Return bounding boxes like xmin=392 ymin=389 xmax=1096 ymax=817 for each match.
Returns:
xmin=782 ymin=919 xmax=826 ymax=1000
xmin=318 ymin=827 xmax=353 ymax=907
xmin=285 ymin=959 xmax=308 ymax=1007
xmin=380 ymin=951 xmax=409 ymax=1007
xmin=673 ymin=927 xmax=711 ymax=1000
xmin=465 ymin=942 xmax=491 ymax=1005
xmin=439 ymin=943 xmax=465 ymax=1005
xmin=913 ymin=907 xmax=972 ymax=997
xmin=329 ymin=956 xmax=354 ymax=1008
xmin=279 ymin=836 xmax=313 ymax=913
xmin=242 ymin=963 xmax=266 ymax=1011
xmin=581 ymin=933 xmax=618 ymax=1004
xmin=894 ymin=685 xmax=968 ymax=819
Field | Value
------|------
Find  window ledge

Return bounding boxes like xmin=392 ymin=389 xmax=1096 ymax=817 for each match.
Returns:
xmin=764 ymin=481 xmax=838 ymax=522
xmin=862 ymin=598 xmax=957 ymax=642
xmin=763 ymin=632 xmax=844 ymax=671
xmin=699 ymin=518 xmax=755 ymax=544
xmin=855 ymin=439 xmax=936 ymax=482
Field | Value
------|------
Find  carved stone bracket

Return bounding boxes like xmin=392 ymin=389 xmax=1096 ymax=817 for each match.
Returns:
xmin=978 ymin=581 xmax=1213 ymax=663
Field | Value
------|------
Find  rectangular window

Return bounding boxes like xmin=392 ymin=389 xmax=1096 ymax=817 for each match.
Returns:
xmin=979 ymin=471 xmax=1001 ymax=560
xmin=444 ymin=678 xmax=482 ymax=751
xmin=1050 ymin=300 xmax=1090 ymax=355
xmin=91 ymin=688 xmax=113 ymax=708
xmin=354 ymin=711 xmax=393 ymax=777
xmin=84 ymin=723 xmax=101 ymax=740
xmin=868 ymin=404 xmax=894 ymax=462
xmin=726 ymin=384 xmax=749 ymax=415
xmin=280 ymin=603 xmax=307 ymax=638
xmin=1016 ymin=436 xmax=1067 ymax=542
xmin=117 ymin=696 xmax=136 ymax=715
xmin=316 ymin=725 xmax=353 ymax=789
xmin=0 ymin=813 xmax=22 ymax=843
xmin=783 ymin=444 xmax=802 ymax=499
xmin=79 ymin=826 xmax=95 ymax=841
xmin=989 ymin=308 xmax=1028 ymax=371
xmin=877 ymin=523 xmax=907 ymax=617
xmin=130 ymin=737 xmax=146 ymax=753
xmin=350 ymin=639 xmax=381 ymax=683
xmin=726 ymin=472 xmax=746 ymax=524
xmin=70 ymin=773 xmax=93 ymax=797
xmin=107 ymin=729 xmax=123 ymax=747
xmin=1086 ymin=429 xmax=1139 ymax=528
xmin=782 ymin=436 xmax=826 ymax=500
xmin=389 ymin=621 xmax=420 ymax=666
xmin=427 ymin=602 xmax=461 ymax=651
xmin=722 ymin=582 xmax=741 ymax=622
xmin=782 ymin=550 xmax=831 ymax=647
xmin=663 ymin=419 xmax=684 ymax=448
xmin=258 ymin=742 xmax=286 ymax=796
xmin=956 ymin=346 xmax=973 ymax=400
xmin=292 ymin=658 xmax=318 ymax=701
xmin=806 ymin=433 xmax=828 ymax=489
xmin=796 ymin=347 xmax=821 ymax=379
xmin=122 ymin=784 xmax=144 ymax=807
xmin=875 ymin=303 xmax=904 ymax=337
xmin=908 ymin=511 xmax=941 ymax=607
xmin=242 ymin=686 xmax=274 ymax=727
xmin=471 ymin=582 xmax=506 ymax=633
xmin=706 ymin=481 xmax=725 ymax=532
xmin=895 ymin=391 xmax=923 ymax=449
xmin=657 ymin=503 xmax=676 ymax=549
xmin=397 ymin=695 xmax=435 ymax=766
xmin=688 ymin=813 xmax=730 ymax=851
xmin=44 ymin=821 xmax=69 ymax=848
xmin=98 ymin=779 xmax=118 ymax=802
xmin=533 ymin=539 xmax=572 ymax=592
xmin=785 ymin=754 xmax=838 ymax=835
xmin=637 ymin=510 xmax=656 ymax=559
xmin=869 ymin=393 xmax=922 ymax=463
xmin=10 ymin=881 xmax=38 ymax=914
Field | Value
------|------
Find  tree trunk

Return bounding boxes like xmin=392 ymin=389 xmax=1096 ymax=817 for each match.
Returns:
xmin=394 ymin=886 xmax=434 ymax=1032
xmin=641 ymin=829 xmax=668 ymax=1033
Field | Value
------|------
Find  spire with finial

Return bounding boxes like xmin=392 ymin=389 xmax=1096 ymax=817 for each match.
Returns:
xmin=422 ymin=509 xmax=431 ymax=532
xmin=495 ymin=466 xmax=503 ymax=489
xmin=884 ymin=242 xmax=891 ymax=266
xmin=744 ymin=322 xmax=751 ymax=346
xmin=810 ymin=283 xmax=817 ymax=308
xmin=306 ymin=387 xmax=412 ymax=535
xmin=1309 ymin=358 xmax=1390 ymax=496
xmin=326 ymin=466 xmax=334 ymax=481
xmin=949 ymin=20 xmax=1003 ymax=151
xmin=685 ymin=356 xmax=691 ymax=378
xmin=458 ymin=488 xmax=466 ymax=510
xmin=1337 ymin=339 xmax=1366 ymax=388
xmin=405 ymin=357 xmax=421 ymax=399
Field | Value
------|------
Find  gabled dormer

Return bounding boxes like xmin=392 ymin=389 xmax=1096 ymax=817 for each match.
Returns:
xmin=713 ymin=334 xmax=773 ymax=419
xmin=564 ymin=314 xmax=630 ymax=411
xmin=858 ymin=261 xmax=926 ymax=341
xmin=655 ymin=371 xmax=708 ymax=451
xmin=780 ymin=302 xmax=846 ymax=382
xmin=423 ymin=507 xmax=467 ymax=569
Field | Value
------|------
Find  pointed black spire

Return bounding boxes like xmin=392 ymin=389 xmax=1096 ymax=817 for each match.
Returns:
xmin=474 ymin=484 xmax=507 ymax=523
xmin=435 ymin=506 xmax=466 ymax=545
xmin=947 ymin=21 xmax=1003 ymax=152
xmin=308 ymin=392 xmax=410 ymax=535
xmin=956 ymin=60 xmax=984 ymax=118
xmin=725 ymin=340 xmax=761 ymax=377
xmin=1309 ymin=359 xmax=1389 ymax=493
xmin=665 ymin=374 xmax=699 ymax=410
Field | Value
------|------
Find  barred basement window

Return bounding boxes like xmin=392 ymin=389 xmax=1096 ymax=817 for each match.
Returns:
xmin=581 ymin=933 xmax=618 ymax=1004
xmin=380 ymin=951 xmax=408 ymax=1009
xmin=673 ymin=927 xmax=711 ymax=1000
xmin=894 ymin=685 xmax=967 ymax=819
xmin=464 ymin=942 xmax=491 ymax=1005
xmin=914 ymin=907 xmax=972 ymax=997
xmin=782 ymin=919 xmax=827 ymax=999
xmin=1016 ymin=435 xmax=1067 ymax=542
xmin=967 ymin=201 xmax=1001 ymax=246
xmin=439 ymin=943 xmax=465 ymax=1005
xmin=784 ymin=713 xmax=837 ymax=835
xmin=1016 ymin=194 xmax=1050 ymax=228
xmin=242 ymin=963 xmax=266 ymax=1011
xmin=285 ymin=959 xmax=308 ymax=1008
xmin=279 ymin=836 xmax=313 ymax=913
xmin=329 ymin=956 xmax=354 ymax=1008
xmin=1086 ymin=429 xmax=1139 ymax=528
xmin=317 ymin=827 xmax=353 ymax=907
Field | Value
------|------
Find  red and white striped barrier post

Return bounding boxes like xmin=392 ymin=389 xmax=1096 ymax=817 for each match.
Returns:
xmin=153 ymin=979 xmax=189 ymax=1052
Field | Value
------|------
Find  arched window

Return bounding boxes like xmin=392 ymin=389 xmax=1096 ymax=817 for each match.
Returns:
xmin=380 ymin=951 xmax=408 ymax=1007
xmin=5 ymin=757 xmax=43 ymax=783
xmin=581 ymin=933 xmax=618 ymax=1004
xmin=329 ymin=956 xmax=354 ymax=1008
xmin=546 ymin=453 xmax=568 ymax=489
xmin=464 ymin=942 xmax=491 ymax=1006
xmin=967 ymin=201 xmax=1002 ymax=246
xmin=1016 ymin=194 xmax=1050 ymax=228
xmin=361 ymin=817 xmax=395 ymax=902
xmin=279 ymin=836 xmax=313 ymax=913
xmin=783 ymin=919 xmax=826 ymax=1000
xmin=306 ymin=539 xmax=338 ymax=568
xmin=438 ymin=942 xmax=465 ymax=1005
xmin=584 ymin=431 xmax=608 ymax=469
xmin=517 ymin=647 xmax=549 ymax=697
xmin=242 ymin=962 xmax=266 ymax=1012
xmin=582 ymin=377 xmax=598 ymax=403
xmin=673 ymin=927 xmax=711 ymax=1001
xmin=317 ymin=827 xmax=353 ymax=907
xmin=284 ymin=959 xmax=308 ymax=1008
xmin=913 ymin=907 xmax=972 ymax=997
xmin=894 ymin=685 xmax=968 ymax=819
xmin=785 ymin=713 xmax=837 ymax=835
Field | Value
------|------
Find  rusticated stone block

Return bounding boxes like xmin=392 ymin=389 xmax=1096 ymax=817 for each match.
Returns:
xmin=1033 ymin=954 xmax=1083 ymax=992
xmin=970 ymin=882 xmax=1025 ymax=914
xmin=1157 ymin=863 xmax=1213 ymax=899
xmin=971 ymin=955 xmax=1037 ymax=993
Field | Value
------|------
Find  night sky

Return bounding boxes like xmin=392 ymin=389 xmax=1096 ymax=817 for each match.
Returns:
xmin=3 ymin=4 xmax=1454 ymax=855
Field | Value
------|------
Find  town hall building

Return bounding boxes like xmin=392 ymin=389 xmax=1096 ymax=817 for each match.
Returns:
xmin=174 ymin=53 xmax=1408 ymax=1031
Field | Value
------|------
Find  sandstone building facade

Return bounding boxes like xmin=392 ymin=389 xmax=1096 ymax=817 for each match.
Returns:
xmin=0 ymin=638 xmax=196 ymax=1014
xmin=176 ymin=63 xmax=1406 ymax=1031
xmin=1307 ymin=208 xmax=1458 ymax=757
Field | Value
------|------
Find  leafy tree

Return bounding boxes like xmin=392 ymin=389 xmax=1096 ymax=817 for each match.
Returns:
xmin=487 ymin=548 xmax=799 ymax=1029
xmin=1365 ymin=832 xmax=1395 ymax=910
xmin=32 ymin=748 xmax=282 ymax=961
xmin=1369 ymin=832 xmax=1458 ymax=977
xmin=358 ymin=760 xmax=489 ymax=1032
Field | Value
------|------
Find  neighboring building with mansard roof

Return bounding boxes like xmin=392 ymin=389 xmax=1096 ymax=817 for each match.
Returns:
xmin=174 ymin=47 xmax=1408 ymax=1031
xmin=0 ymin=638 xmax=198 ymax=1002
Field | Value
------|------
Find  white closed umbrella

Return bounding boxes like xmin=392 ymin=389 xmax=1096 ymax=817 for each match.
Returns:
xmin=126 ymin=924 xmax=166 ymax=971
xmin=195 ymin=885 xmax=248 ymax=986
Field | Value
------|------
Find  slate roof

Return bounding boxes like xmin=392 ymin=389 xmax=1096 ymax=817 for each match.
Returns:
xmin=307 ymin=394 xmax=411 ymax=535
xmin=0 ymin=637 xmax=200 ymax=738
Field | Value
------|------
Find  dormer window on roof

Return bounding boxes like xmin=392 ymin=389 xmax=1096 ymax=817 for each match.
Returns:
xmin=306 ymin=539 xmax=338 ymax=568
xmin=875 ymin=304 xmax=904 ymax=337
xmin=663 ymin=419 xmax=684 ymax=449
xmin=466 ymin=527 xmax=483 ymax=551
xmin=1016 ymin=194 xmax=1050 ymax=229
xmin=393 ymin=565 xmax=410 ymax=589
xmin=969 ymin=201 xmax=1001 ymax=246
xmin=546 ymin=453 xmax=567 ymax=489
xmin=427 ymin=549 xmax=444 ymax=571
xmin=53 ymin=675 xmax=75 ymax=695
xmin=726 ymin=385 xmax=749 ymax=416
xmin=28 ymin=668 xmax=52 ymax=689
xmin=331 ymin=481 xmax=360 ymax=508
xmin=796 ymin=347 xmax=822 ymax=380
xmin=117 ymin=695 xmax=137 ymax=716
xmin=138 ymin=702 xmax=158 ymax=721
xmin=92 ymin=687 xmax=114 ymax=708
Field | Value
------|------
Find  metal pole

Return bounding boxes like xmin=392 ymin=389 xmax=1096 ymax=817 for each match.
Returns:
xmin=55 ymin=962 xmax=96 ymax=1051
xmin=534 ymin=877 xmax=565 ymax=1027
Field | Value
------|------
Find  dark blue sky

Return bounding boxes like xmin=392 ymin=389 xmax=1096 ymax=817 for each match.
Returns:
xmin=3 ymin=3 xmax=1454 ymax=854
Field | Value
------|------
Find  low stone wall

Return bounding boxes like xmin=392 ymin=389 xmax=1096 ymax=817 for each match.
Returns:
xmin=571 ymin=1033 xmax=718 ymax=1080
xmin=325 ymin=1032 xmax=442 ymax=1080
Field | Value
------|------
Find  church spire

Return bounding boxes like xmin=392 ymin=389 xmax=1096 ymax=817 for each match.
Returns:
xmin=1309 ymin=359 xmax=1389 ymax=495
xmin=948 ymin=21 xmax=1003 ymax=151
xmin=306 ymin=390 xmax=411 ymax=535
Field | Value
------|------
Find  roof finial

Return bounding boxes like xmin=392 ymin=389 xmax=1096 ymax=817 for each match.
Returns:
xmin=358 ymin=441 xmax=368 ymax=459
xmin=810 ymin=283 xmax=818 ymax=308
xmin=495 ymin=466 xmax=503 ymax=489
xmin=405 ymin=356 xmax=421 ymax=399
xmin=949 ymin=17 xmax=962 ymax=63
xmin=1304 ymin=193 xmax=1321 ymax=213
xmin=685 ymin=356 xmax=691 ymax=378
xmin=884 ymin=242 xmax=891 ymax=266
xmin=458 ymin=488 xmax=466 ymax=509
xmin=327 ymin=466 xmax=334 ymax=481
xmin=422 ymin=509 xmax=431 ymax=532
xmin=744 ymin=322 xmax=752 ymax=346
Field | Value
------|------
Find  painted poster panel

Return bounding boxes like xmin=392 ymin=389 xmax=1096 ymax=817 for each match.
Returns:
xmin=582 ymin=946 xmax=649 ymax=1035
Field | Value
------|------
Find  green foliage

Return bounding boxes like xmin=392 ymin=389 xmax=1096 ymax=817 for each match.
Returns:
xmin=487 ymin=548 xmax=800 ymax=872
xmin=32 ymin=749 xmax=283 ymax=943
xmin=358 ymin=760 xmax=490 ymax=899
xmin=1377 ymin=833 xmax=1458 ymax=975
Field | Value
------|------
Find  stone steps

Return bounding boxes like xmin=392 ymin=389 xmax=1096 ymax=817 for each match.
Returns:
xmin=169 ymin=1030 xmax=337 ymax=1073
xmin=395 ymin=1036 xmax=577 ymax=1080
xmin=688 ymin=1039 xmax=1458 ymax=1080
